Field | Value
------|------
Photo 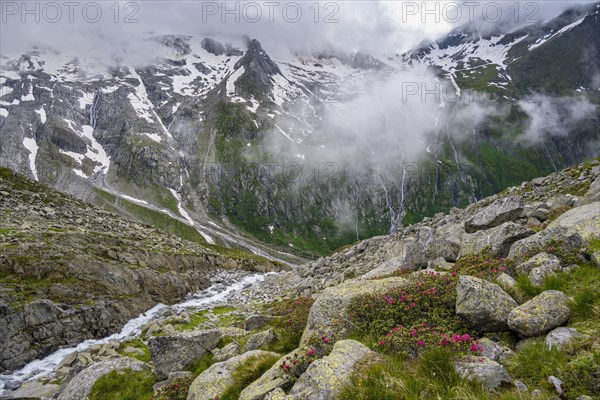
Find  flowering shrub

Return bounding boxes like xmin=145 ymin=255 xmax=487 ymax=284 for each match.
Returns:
xmin=279 ymin=334 xmax=335 ymax=379
xmin=377 ymin=323 xmax=482 ymax=358
xmin=454 ymin=250 xmax=514 ymax=281
xmin=153 ymin=376 xmax=194 ymax=400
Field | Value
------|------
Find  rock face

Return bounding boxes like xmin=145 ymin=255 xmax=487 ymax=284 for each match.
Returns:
xmin=508 ymin=227 xmax=586 ymax=264
xmin=300 ymin=276 xmax=412 ymax=344
xmin=547 ymin=202 xmax=600 ymax=241
xmin=464 ymin=196 xmax=524 ymax=233
xmin=459 ymin=222 xmax=534 ymax=258
xmin=187 ymin=350 xmax=280 ymax=400
xmin=508 ymin=291 xmax=571 ymax=337
xmin=57 ymin=357 xmax=149 ymax=400
xmin=148 ymin=329 xmax=221 ymax=380
xmin=361 ymin=257 xmax=414 ymax=279
xmin=455 ymin=276 xmax=518 ymax=332
xmin=454 ymin=356 xmax=511 ymax=391
xmin=287 ymin=340 xmax=376 ymax=400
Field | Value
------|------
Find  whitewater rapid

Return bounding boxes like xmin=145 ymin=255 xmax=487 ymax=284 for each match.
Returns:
xmin=0 ymin=272 xmax=268 ymax=394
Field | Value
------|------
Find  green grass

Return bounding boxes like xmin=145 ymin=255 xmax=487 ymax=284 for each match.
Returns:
xmin=89 ymin=369 xmax=155 ymax=400
xmin=118 ymin=338 xmax=151 ymax=363
xmin=175 ymin=310 xmax=210 ymax=332
xmin=503 ymin=340 xmax=599 ymax=398
xmin=219 ymin=353 xmax=280 ymax=400
xmin=186 ymin=353 xmax=215 ymax=377
xmin=339 ymin=347 xmax=491 ymax=400
xmin=263 ymin=297 xmax=314 ymax=354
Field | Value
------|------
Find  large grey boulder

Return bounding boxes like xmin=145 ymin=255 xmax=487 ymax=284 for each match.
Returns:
xmin=465 ymin=196 xmax=524 ymax=233
xmin=459 ymin=222 xmax=534 ymax=258
xmin=239 ymin=349 xmax=297 ymax=400
xmin=57 ymin=357 xmax=149 ymax=400
xmin=516 ymin=252 xmax=561 ymax=275
xmin=547 ymin=202 xmax=600 ymax=242
xmin=545 ymin=327 xmax=586 ymax=349
xmin=508 ymin=291 xmax=571 ymax=337
xmin=148 ymin=329 xmax=221 ymax=380
xmin=245 ymin=315 xmax=276 ymax=331
xmin=300 ymin=276 xmax=412 ymax=344
xmin=287 ymin=340 xmax=376 ymax=400
xmin=508 ymin=227 xmax=586 ymax=264
xmin=385 ymin=226 xmax=457 ymax=268
xmin=187 ymin=350 xmax=280 ymax=400
xmin=454 ymin=356 xmax=511 ymax=391
xmin=455 ymin=276 xmax=518 ymax=332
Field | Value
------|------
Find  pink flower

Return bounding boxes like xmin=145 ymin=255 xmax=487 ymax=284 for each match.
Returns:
xmin=461 ymin=334 xmax=472 ymax=341
xmin=410 ymin=331 xmax=416 ymax=337
xmin=378 ymin=340 xmax=385 ymax=346
xmin=323 ymin=338 xmax=330 ymax=344
xmin=306 ymin=349 xmax=315 ymax=356
xmin=417 ymin=340 xmax=425 ymax=346
xmin=470 ymin=344 xmax=480 ymax=352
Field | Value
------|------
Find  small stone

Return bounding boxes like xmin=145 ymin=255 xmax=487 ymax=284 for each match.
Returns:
xmin=545 ymin=327 xmax=585 ymax=350
xmin=514 ymin=380 xmax=529 ymax=392
xmin=548 ymin=375 xmax=564 ymax=395
xmin=531 ymin=389 xmax=543 ymax=397
xmin=244 ymin=315 xmax=275 ymax=331
xmin=243 ymin=328 xmax=277 ymax=352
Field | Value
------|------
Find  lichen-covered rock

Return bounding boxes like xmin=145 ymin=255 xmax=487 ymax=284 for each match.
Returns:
xmin=529 ymin=265 xmax=558 ymax=286
xmin=148 ymin=329 xmax=220 ymax=380
xmin=456 ymin=276 xmax=518 ymax=332
xmin=516 ymin=252 xmax=561 ymax=275
xmin=547 ymin=202 xmax=600 ymax=241
xmin=5 ymin=381 xmax=60 ymax=399
xmin=508 ymin=227 xmax=586 ymax=264
xmin=427 ymin=257 xmax=455 ymax=271
xmin=239 ymin=349 xmax=297 ymax=400
xmin=459 ymin=222 xmax=534 ymax=258
xmin=300 ymin=276 xmax=412 ymax=344
xmin=507 ymin=291 xmax=571 ymax=337
xmin=187 ymin=350 xmax=280 ymax=400
xmin=477 ymin=338 xmax=514 ymax=361
xmin=361 ymin=257 xmax=414 ymax=279
xmin=454 ymin=356 xmax=511 ymax=391
xmin=287 ymin=340 xmax=376 ymax=400
xmin=244 ymin=328 xmax=277 ymax=351
xmin=545 ymin=327 xmax=586 ymax=349
xmin=211 ymin=341 xmax=241 ymax=362
xmin=496 ymin=273 xmax=517 ymax=292
xmin=464 ymin=196 xmax=524 ymax=233
xmin=384 ymin=226 xmax=457 ymax=268
xmin=57 ymin=357 xmax=149 ymax=400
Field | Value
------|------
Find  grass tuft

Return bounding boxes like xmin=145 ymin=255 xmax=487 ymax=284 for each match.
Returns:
xmin=89 ymin=369 xmax=155 ymax=400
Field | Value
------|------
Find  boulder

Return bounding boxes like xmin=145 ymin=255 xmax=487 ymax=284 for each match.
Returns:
xmin=427 ymin=257 xmax=455 ymax=271
xmin=592 ymin=251 xmax=600 ymax=268
xmin=244 ymin=328 xmax=277 ymax=351
xmin=455 ymin=275 xmax=518 ymax=332
xmin=385 ymin=226 xmax=457 ymax=268
xmin=5 ymin=381 xmax=60 ymax=399
xmin=245 ymin=315 xmax=276 ymax=331
xmin=187 ymin=350 xmax=280 ymax=400
xmin=508 ymin=227 xmax=585 ymax=264
xmin=465 ymin=196 xmax=524 ymax=233
xmin=57 ymin=357 xmax=149 ymax=400
xmin=148 ymin=329 xmax=221 ymax=380
xmin=496 ymin=273 xmax=517 ymax=292
xmin=287 ymin=340 xmax=376 ymax=400
xmin=545 ymin=327 xmax=586 ymax=349
xmin=361 ymin=257 xmax=413 ymax=279
xmin=454 ymin=356 xmax=511 ymax=391
xmin=516 ymin=252 xmax=561 ymax=275
xmin=529 ymin=265 xmax=557 ymax=286
xmin=300 ymin=276 xmax=412 ymax=344
xmin=211 ymin=341 xmax=241 ymax=362
xmin=459 ymin=222 xmax=534 ymax=258
xmin=547 ymin=202 xmax=600 ymax=241
xmin=477 ymin=338 xmax=514 ymax=361
xmin=507 ymin=291 xmax=571 ymax=337
xmin=264 ymin=388 xmax=288 ymax=400
xmin=239 ymin=349 xmax=297 ymax=400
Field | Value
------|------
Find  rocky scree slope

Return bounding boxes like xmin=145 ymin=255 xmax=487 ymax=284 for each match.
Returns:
xmin=0 ymin=167 xmax=280 ymax=372
xmin=11 ymin=159 xmax=598 ymax=400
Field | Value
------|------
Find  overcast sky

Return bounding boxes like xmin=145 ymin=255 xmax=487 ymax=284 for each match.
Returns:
xmin=1 ymin=0 xmax=596 ymax=61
